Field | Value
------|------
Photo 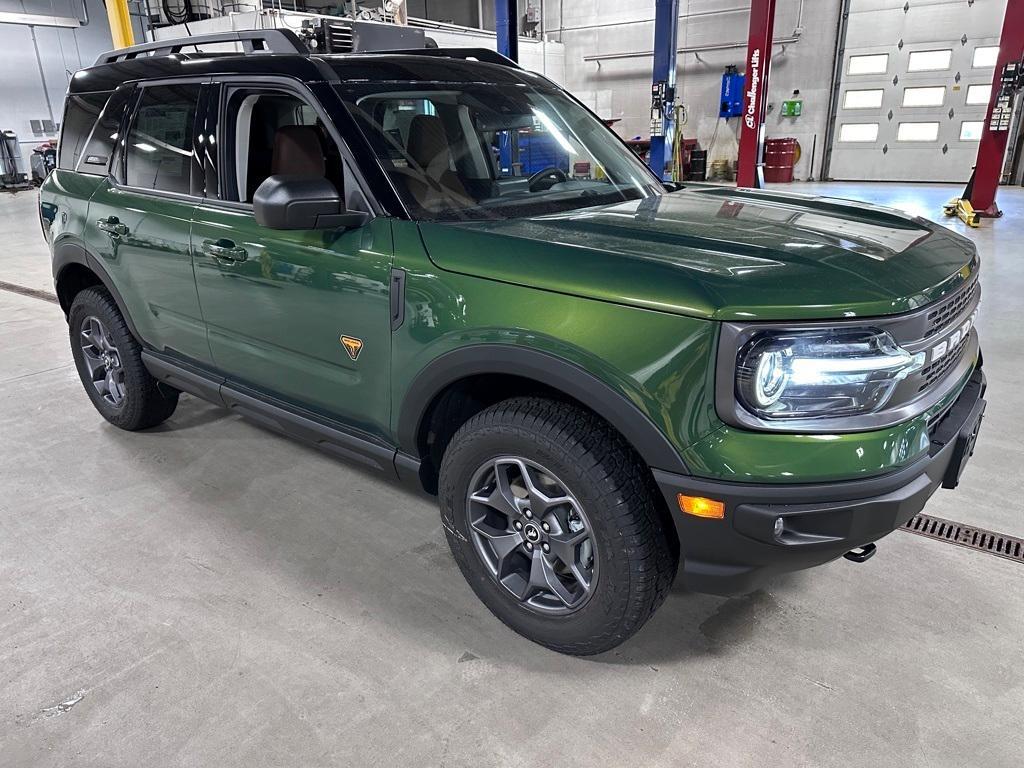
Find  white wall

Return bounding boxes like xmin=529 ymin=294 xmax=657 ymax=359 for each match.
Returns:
xmin=548 ymin=0 xmax=842 ymax=181
xmin=422 ymin=22 xmax=565 ymax=83
xmin=407 ymin=0 xmax=480 ymax=27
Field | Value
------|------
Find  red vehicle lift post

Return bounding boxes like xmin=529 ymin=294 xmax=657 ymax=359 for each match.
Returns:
xmin=958 ymin=0 xmax=1024 ymax=219
xmin=736 ymin=0 xmax=778 ymax=188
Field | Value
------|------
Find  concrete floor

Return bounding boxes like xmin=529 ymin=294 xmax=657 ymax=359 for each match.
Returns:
xmin=1 ymin=183 xmax=1022 ymax=767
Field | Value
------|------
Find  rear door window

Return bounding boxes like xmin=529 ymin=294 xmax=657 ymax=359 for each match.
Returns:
xmin=58 ymin=92 xmax=111 ymax=172
xmin=124 ymin=84 xmax=202 ymax=195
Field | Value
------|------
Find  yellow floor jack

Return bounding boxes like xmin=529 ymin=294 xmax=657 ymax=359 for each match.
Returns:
xmin=943 ymin=197 xmax=981 ymax=227
xmin=943 ymin=167 xmax=983 ymax=227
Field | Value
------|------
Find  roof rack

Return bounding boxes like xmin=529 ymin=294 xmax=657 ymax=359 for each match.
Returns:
xmin=380 ymin=47 xmax=521 ymax=69
xmin=94 ymin=29 xmax=308 ymax=66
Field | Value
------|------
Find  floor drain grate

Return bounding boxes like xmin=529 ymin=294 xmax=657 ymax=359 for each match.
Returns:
xmin=902 ymin=513 xmax=1024 ymax=564
xmin=0 ymin=280 xmax=58 ymax=304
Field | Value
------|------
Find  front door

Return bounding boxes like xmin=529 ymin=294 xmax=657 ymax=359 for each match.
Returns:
xmin=190 ymin=83 xmax=393 ymax=439
xmin=85 ymin=82 xmax=211 ymax=364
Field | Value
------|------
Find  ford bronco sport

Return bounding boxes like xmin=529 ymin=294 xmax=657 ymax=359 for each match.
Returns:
xmin=40 ymin=30 xmax=986 ymax=655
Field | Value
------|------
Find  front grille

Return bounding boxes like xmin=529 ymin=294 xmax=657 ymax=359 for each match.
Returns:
xmin=926 ymin=400 xmax=956 ymax=438
xmin=917 ymin=335 xmax=970 ymax=392
xmin=923 ymin=281 xmax=978 ymax=339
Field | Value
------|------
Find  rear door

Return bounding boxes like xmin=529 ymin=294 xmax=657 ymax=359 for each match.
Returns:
xmin=189 ymin=80 xmax=393 ymax=439
xmin=85 ymin=80 xmax=212 ymax=364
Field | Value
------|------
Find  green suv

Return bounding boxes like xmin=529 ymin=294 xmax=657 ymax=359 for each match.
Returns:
xmin=40 ymin=31 xmax=986 ymax=655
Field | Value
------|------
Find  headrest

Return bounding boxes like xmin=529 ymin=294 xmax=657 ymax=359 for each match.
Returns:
xmin=270 ymin=125 xmax=325 ymax=177
xmin=406 ymin=114 xmax=451 ymax=172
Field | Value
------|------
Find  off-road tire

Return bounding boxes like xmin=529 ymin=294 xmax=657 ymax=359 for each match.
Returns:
xmin=68 ymin=287 xmax=179 ymax=430
xmin=439 ymin=397 xmax=677 ymax=655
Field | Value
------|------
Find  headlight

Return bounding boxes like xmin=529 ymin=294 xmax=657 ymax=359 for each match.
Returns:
xmin=735 ymin=328 xmax=925 ymax=420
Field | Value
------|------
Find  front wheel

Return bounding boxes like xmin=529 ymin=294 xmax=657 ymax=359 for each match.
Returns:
xmin=439 ymin=397 xmax=677 ymax=655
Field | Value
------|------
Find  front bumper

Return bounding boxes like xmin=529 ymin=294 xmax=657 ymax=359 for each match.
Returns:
xmin=654 ymin=367 xmax=987 ymax=596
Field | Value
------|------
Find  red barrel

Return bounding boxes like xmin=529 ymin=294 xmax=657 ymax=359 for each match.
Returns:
xmin=763 ymin=137 xmax=799 ymax=183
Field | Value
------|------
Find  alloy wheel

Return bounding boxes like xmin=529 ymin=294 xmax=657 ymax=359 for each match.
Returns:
xmin=466 ymin=456 xmax=598 ymax=614
xmin=79 ymin=315 xmax=126 ymax=407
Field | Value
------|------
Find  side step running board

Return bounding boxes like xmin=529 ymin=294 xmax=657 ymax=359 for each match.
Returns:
xmin=140 ymin=349 xmax=425 ymax=489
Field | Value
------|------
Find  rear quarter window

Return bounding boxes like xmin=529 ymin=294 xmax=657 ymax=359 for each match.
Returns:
xmin=78 ymin=87 xmax=135 ymax=176
xmin=58 ymin=92 xmax=112 ymax=172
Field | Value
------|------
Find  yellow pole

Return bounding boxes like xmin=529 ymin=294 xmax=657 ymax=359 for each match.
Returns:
xmin=104 ymin=0 xmax=135 ymax=50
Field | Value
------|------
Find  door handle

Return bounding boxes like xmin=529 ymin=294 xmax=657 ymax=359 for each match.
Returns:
xmin=96 ymin=217 xmax=129 ymax=237
xmin=202 ymin=239 xmax=248 ymax=263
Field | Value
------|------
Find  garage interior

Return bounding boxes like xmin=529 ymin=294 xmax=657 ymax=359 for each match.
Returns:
xmin=2 ymin=1 xmax=1023 ymax=766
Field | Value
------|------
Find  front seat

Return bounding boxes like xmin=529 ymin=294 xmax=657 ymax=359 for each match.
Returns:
xmin=271 ymin=125 xmax=326 ymax=177
xmin=403 ymin=114 xmax=473 ymax=210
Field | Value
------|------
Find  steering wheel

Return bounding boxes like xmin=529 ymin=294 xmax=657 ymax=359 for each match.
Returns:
xmin=528 ymin=166 xmax=568 ymax=192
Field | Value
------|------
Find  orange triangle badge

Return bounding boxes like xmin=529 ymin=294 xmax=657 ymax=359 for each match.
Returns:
xmin=341 ymin=335 xmax=363 ymax=361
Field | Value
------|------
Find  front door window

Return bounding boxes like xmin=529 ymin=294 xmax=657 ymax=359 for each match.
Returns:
xmin=220 ymin=89 xmax=345 ymax=204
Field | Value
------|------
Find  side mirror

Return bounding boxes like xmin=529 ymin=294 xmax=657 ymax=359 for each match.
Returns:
xmin=253 ymin=175 xmax=371 ymax=230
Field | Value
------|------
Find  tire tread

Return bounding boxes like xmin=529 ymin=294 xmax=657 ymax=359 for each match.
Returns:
xmin=440 ymin=396 xmax=676 ymax=655
xmin=69 ymin=286 xmax=178 ymax=431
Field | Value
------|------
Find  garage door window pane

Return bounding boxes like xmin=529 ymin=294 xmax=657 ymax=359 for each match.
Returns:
xmin=897 ymin=122 xmax=939 ymax=141
xmin=960 ymin=121 xmax=984 ymax=141
xmin=844 ymin=89 xmax=884 ymax=109
xmin=973 ymin=46 xmax=999 ymax=68
xmin=908 ymin=50 xmax=952 ymax=72
xmin=848 ymin=54 xmax=888 ymax=75
xmin=839 ymin=123 xmax=879 ymax=142
xmin=966 ymin=83 xmax=991 ymax=105
xmin=903 ymin=86 xmax=945 ymax=107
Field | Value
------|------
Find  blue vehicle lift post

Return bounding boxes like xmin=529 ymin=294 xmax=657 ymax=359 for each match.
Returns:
xmin=495 ymin=0 xmax=519 ymax=62
xmin=495 ymin=1 xmax=519 ymax=174
xmin=649 ymin=0 xmax=680 ymax=181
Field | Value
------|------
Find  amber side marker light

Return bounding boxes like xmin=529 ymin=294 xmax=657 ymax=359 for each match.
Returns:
xmin=678 ymin=494 xmax=726 ymax=519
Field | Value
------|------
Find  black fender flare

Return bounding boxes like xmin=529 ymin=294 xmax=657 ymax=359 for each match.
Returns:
xmin=53 ymin=239 xmax=143 ymax=342
xmin=396 ymin=344 xmax=690 ymax=475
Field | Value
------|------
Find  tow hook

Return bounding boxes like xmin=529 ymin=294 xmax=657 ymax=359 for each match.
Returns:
xmin=843 ymin=543 xmax=877 ymax=563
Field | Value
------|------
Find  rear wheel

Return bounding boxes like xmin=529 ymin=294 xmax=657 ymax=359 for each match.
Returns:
xmin=439 ymin=397 xmax=677 ymax=655
xmin=68 ymin=287 xmax=179 ymax=430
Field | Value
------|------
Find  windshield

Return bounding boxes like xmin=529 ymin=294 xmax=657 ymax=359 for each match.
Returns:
xmin=337 ymin=81 xmax=663 ymax=221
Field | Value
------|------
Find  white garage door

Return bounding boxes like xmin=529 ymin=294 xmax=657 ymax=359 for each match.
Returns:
xmin=829 ymin=0 xmax=1006 ymax=183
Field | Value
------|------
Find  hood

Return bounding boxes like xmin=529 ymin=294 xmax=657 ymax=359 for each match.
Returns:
xmin=416 ymin=187 xmax=979 ymax=321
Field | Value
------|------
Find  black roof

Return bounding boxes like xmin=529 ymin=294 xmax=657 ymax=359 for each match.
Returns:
xmin=72 ymin=30 xmax=541 ymax=95
xmin=70 ymin=52 xmax=330 ymax=93
xmin=322 ymin=54 xmax=547 ymax=87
